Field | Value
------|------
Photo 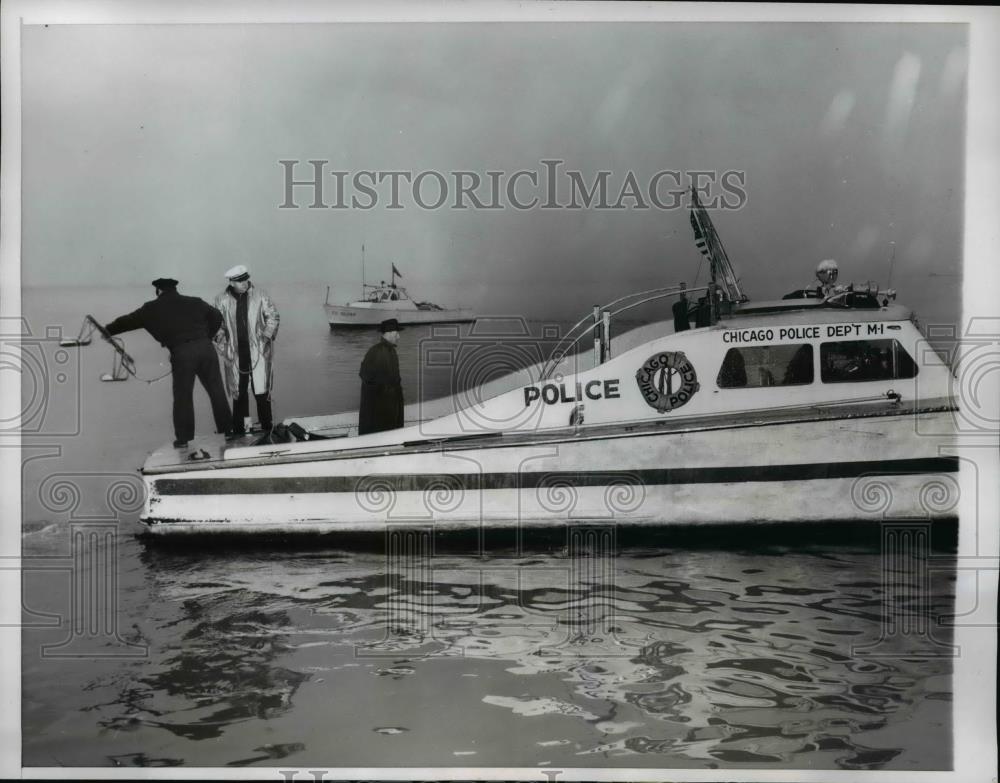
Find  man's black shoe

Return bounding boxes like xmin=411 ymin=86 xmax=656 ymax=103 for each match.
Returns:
xmin=172 ymin=439 xmax=189 ymax=448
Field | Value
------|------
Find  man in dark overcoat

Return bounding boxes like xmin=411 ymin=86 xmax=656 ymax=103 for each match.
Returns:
xmin=358 ymin=318 xmax=404 ymax=435
xmin=106 ymin=278 xmax=233 ymax=447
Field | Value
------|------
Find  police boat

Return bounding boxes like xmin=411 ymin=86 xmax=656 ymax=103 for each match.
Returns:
xmin=139 ymin=212 xmax=958 ymax=536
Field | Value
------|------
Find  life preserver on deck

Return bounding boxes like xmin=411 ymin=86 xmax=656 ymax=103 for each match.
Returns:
xmin=635 ymin=351 xmax=700 ymax=413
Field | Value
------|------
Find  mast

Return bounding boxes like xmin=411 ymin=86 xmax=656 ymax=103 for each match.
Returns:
xmin=709 ymin=233 xmax=719 ymax=324
xmin=361 ymin=243 xmax=366 ymax=297
xmin=887 ymin=241 xmax=896 ymax=289
xmin=688 ymin=185 xmax=747 ymax=322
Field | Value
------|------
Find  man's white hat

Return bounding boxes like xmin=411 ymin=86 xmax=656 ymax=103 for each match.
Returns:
xmin=815 ymin=258 xmax=838 ymax=284
xmin=225 ymin=264 xmax=250 ymax=281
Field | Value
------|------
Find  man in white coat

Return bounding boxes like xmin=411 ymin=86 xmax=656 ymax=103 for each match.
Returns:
xmin=214 ymin=265 xmax=280 ymax=435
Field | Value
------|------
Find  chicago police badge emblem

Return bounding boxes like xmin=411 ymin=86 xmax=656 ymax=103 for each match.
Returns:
xmin=635 ymin=351 xmax=699 ymax=413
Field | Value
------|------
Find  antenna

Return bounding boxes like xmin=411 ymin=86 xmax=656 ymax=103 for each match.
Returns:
xmin=887 ymin=241 xmax=896 ymax=289
xmin=361 ymin=243 xmax=366 ymax=297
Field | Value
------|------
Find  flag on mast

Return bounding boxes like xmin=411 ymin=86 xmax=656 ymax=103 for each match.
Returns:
xmin=392 ymin=263 xmax=403 ymax=279
xmin=690 ymin=212 xmax=710 ymax=260
xmin=688 ymin=186 xmax=747 ymax=302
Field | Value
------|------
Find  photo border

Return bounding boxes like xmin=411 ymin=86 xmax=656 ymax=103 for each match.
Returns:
xmin=2 ymin=2 xmax=997 ymax=781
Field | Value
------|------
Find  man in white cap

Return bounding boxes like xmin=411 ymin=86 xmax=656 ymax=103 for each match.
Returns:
xmin=815 ymin=258 xmax=840 ymax=298
xmin=213 ymin=265 xmax=280 ymax=435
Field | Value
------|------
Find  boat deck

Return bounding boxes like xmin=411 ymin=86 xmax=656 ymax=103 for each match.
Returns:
xmin=143 ymin=433 xmax=243 ymax=471
xmin=142 ymin=395 xmax=957 ymax=475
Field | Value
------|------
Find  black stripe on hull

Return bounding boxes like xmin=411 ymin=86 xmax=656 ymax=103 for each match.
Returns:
xmin=154 ymin=456 xmax=959 ymax=496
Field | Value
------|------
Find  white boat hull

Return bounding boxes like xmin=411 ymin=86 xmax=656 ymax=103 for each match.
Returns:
xmin=325 ymin=303 xmax=475 ymax=327
xmin=141 ymin=406 xmax=959 ymax=535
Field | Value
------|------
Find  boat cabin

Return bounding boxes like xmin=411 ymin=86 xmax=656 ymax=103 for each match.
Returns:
xmin=226 ymin=285 xmax=952 ymax=463
xmin=249 ymin=238 xmax=949 ymax=454
xmin=349 ymin=282 xmax=448 ymax=313
xmin=366 ymin=283 xmax=405 ymax=303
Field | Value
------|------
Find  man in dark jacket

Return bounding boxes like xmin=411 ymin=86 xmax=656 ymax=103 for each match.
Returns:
xmin=672 ymin=289 xmax=691 ymax=333
xmin=106 ymin=278 xmax=233 ymax=447
xmin=358 ymin=319 xmax=404 ymax=435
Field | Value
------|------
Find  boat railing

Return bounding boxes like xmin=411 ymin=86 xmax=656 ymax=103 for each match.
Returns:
xmin=539 ymin=284 xmax=710 ymax=381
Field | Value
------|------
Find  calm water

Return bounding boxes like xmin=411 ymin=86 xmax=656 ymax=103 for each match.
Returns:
xmin=20 ymin=285 xmax=955 ymax=770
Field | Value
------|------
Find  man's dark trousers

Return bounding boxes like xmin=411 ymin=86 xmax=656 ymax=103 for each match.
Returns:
xmin=170 ymin=338 xmax=232 ymax=442
xmin=231 ymin=293 xmax=273 ymax=434
xmin=233 ymin=371 xmax=273 ymax=433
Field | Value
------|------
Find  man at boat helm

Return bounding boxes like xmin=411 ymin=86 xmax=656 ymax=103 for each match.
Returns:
xmin=213 ymin=265 xmax=281 ymax=435
xmin=105 ymin=278 xmax=233 ymax=448
xmin=815 ymin=258 xmax=839 ymax=298
xmin=358 ymin=319 xmax=404 ymax=435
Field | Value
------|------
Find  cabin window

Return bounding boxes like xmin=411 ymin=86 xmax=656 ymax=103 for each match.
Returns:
xmin=821 ymin=339 xmax=918 ymax=383
xmin=717 ymin=344 xmax=814 ymax=388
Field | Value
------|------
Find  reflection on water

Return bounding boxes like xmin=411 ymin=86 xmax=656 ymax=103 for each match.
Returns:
xmin=99 ymin=598 xmax=308 ymax=742
xmin=22 ymin=531 xmax=953 ymax=769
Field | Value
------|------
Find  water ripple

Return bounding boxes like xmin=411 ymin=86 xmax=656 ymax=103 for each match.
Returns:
xmin=42 ymin=543 xmax=954 ymax=769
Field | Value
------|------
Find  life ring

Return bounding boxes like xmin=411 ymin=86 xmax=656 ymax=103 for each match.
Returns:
xmin=635 ymin=351 xmax=700 ymax=413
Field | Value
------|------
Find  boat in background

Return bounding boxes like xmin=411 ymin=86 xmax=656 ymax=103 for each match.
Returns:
xmin=324 ymin=260 xmax=475 ymax=328
xmin=139 ymin=191 xmax=959 ymax=535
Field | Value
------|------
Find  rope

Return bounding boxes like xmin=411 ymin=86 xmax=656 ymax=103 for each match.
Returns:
xmin=232 ymin=344 xmax=265 ymax=376
xmin=77 ymin=304 xmax=274 ymax=387
xmin=72 ymin=315 xmax=230 ymax=385
xmin=104 ymin=331 xmax=172 ymax=384
xmin=136 ymin=367 xmax=173 ymax=384
xmin=219 ymin=291 xmax=270 ymax=377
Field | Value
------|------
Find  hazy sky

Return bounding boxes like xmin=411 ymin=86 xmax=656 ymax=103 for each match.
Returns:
xmin=21 ymin=22 xmax=966 ymax=320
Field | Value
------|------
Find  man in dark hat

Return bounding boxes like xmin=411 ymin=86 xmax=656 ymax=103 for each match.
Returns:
xmin=106 ymin=278 xmax=233 ymax=448
xmin=358 ymin=318 xmax=404 ymax=436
